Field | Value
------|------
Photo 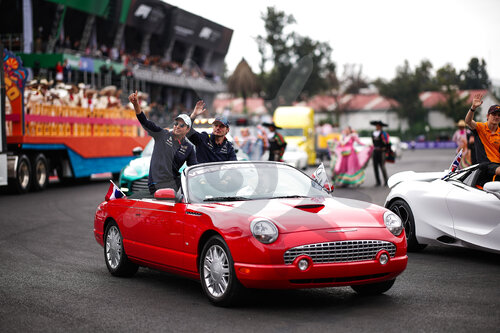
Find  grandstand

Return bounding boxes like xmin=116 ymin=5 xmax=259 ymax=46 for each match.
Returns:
xmin=0 ymin=0 xmax=232 ymax=122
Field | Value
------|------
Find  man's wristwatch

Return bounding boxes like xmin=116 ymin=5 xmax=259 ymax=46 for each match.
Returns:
xmin=470 ymin=108 xmax=476 ymax=112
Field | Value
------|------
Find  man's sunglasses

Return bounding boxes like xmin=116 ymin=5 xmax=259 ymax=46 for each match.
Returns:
xmin=173 ymin=122 xmax=187 ymax=128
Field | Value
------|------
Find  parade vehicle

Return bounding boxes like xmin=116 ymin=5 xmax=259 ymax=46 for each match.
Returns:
xmin=1 ymin=50 xmax=149 ymax=193
xmin=282 ymin=143 xmax=308 ymax=170
xmin=94 ymin=161 xmax=408 ymax=306
xmin=385 ymin=164 xmax=500 ymax=254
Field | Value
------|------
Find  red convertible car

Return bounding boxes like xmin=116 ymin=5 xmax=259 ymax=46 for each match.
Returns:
xmin=94 ymin=161 xmax=407 ymax=306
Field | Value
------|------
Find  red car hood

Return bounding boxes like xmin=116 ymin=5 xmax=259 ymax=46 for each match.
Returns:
xmin=194 ymin=197 xmax=386 ymax=233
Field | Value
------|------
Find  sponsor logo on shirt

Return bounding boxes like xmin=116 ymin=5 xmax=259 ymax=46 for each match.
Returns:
xmin=166 ymin=136 xmax=173 ymax=147
xmin=179 ymin=145 xmax=189 ymax=155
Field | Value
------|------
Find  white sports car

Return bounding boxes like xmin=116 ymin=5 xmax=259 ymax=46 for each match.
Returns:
xmin=384 ymin=164 xmax=500 ymax=254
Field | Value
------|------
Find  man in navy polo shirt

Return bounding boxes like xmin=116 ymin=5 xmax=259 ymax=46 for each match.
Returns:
xmin=129 ymin=91 xmax=197 ymax=194
xmin=188 ymin=100 xmax=237 ymax=163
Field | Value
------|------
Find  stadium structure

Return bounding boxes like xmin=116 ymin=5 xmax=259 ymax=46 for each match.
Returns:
xmin=1 ymin=0 xmax=232 ymax=115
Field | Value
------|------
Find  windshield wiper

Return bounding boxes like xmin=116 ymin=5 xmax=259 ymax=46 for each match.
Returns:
xmin=203 ymin=196 xmax=252 ymax=202
xmin=271 ymin=195 xmax=308 ymax=199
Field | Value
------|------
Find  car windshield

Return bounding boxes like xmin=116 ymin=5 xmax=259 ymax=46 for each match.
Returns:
xmin=142 ymin=139 xmax=155 ymax=157
xmin=186 ymin=162 xmax=329 ymax=203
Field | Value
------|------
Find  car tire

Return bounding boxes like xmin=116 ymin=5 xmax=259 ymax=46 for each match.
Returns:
xmin=199 ymin=235 xmax=243 ymax=307
xmin=32 ymin=153 xmax=49 ymax=191
xmin=104 ymin=221 xmax=138 ymax=277
xmin=351 ymin=279 xmax=396 ymax=295
xmin=388 ymin=199 xmax=427 ymax=252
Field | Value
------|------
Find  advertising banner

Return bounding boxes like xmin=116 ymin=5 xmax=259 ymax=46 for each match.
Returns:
xmin=126 ymin=0 xmax=172 ymax=34
xmin=170 ymin=8 xmax=232 ymax=54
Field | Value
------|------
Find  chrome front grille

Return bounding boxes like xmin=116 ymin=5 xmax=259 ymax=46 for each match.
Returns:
xmin=131 ymin=177 xmax=149 ymax=192
xmin=284 ymin=240 xmax=396 ymax=265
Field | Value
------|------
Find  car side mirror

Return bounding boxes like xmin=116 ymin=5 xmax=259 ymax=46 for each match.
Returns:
xmin=132 ymin=146 xmax=143 ymax=156
xmin=154 ymin=188 xmax=183 ymax=203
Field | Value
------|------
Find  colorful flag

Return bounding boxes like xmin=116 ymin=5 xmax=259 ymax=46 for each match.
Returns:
xmin=449 ymin=149 xmax=463 ymax=172
xmin=105 ymin=180 xmax=127 ymax=201
xmin=442 ymin=149 xmax=463 ymax=180
xmin=312 ymin=162 xmax=332 ymax=190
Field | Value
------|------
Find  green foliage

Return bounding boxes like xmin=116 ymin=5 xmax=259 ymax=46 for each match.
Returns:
xmin=435 ymin=86 xmax=470 ymax=123
xmin=374 ymin=60 xmax=427 ymax=124
xmin=436 ymin=63 xmax=460 ymax=87
xmin=459 ymin=58 xmax=490 ymax=89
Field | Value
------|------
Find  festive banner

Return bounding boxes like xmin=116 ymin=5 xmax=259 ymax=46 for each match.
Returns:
xmin=3 ymin=49 xmax=28 ymax=136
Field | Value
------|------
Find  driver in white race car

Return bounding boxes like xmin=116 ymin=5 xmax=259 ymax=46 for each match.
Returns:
xmin=465 ymin=93 xmax=500 ymax=180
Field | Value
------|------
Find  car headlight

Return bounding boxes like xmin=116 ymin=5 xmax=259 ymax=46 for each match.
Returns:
xmin=383 ymin=211 xmax=403 ymax=236
xmin=250 ymin=218 xmax=279 ymax=244
xmin=123 ymin=166 xmax=138 ymax=177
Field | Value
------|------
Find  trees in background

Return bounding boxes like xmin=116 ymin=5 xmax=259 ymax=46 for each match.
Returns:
xmin=256 ymin=7 xmax=336 ymax=110
xmin=227 ymin=58 xmax=259 ymax=113
xmin=240 ymin=5 xmax=495 ymax=137
xmin=373 ymin=57 xmax=492 ymax=137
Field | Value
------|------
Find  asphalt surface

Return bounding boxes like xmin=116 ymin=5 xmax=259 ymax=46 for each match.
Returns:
xmin=1 ymin=149 xmax=499 ymax=332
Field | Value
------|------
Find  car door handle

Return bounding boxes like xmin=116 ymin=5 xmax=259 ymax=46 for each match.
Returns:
xmin=135 ymin=213 xmax=141 ymax=216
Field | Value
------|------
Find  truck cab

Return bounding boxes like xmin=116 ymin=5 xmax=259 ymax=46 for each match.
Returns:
xmin=273 ymin=106 xmax=316 ymax=165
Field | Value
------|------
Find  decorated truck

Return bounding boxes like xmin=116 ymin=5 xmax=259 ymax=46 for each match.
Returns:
xmin=0 ymin=50 xmax=149 ymax=193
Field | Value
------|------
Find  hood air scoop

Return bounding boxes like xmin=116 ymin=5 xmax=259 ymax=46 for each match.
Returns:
xmin=293 ymin=204 xmax=325 ymax=213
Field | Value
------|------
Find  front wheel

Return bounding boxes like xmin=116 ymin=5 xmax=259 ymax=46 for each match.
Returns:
xmin=388 ymin=199 xmax=427 ymax=252
xmin=199 ymin=235 xmax=243 ymax=306
xmin=104 ymin=221 xmax=138 ymax=277
xmin=351 ymin=279 xmax=396 ymax=295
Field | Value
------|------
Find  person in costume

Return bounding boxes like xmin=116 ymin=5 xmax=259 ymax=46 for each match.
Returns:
xmin=333 ymin=126 xmax=373 ymax=187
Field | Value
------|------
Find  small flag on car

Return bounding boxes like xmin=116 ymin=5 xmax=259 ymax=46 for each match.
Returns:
xmin=105 ymin=180 xmax=127 ymax=201
xmin=312 ymin=162 xmax=332 ymax=191
xmin=442 ymin=149 xmax=463 ymax=180
xmin=449 ymin=149 xmax=463 ymax=172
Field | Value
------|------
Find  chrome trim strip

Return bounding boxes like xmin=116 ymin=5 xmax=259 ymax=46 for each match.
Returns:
xmin=327 ymin=228 xmax=358 ymax=233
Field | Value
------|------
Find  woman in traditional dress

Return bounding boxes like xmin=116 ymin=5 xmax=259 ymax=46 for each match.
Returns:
xmin=333 ymin=126 xmax=373 ymax=187
xmin=452 ymin=119 xmax=472 ymax=168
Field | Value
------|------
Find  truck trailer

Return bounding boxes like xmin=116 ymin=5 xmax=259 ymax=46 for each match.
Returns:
xmin=1 ymin=49 xmax=149 ymax=193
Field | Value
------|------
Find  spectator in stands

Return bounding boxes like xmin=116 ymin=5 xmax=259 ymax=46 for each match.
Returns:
xmin=63 ymin=59 xmax=71 ymax=83
xmin=63 ymin=36 xmax=71 ymax=49
xmin=55 ymin=61 xmax=63 ymax=82
xmin=465 ymin=93 xmax=500 ymax=177
xmin=129 ymin=90 xmax=197 ymax=194
xmin=188 ymin=100 xmax=237 ymax=163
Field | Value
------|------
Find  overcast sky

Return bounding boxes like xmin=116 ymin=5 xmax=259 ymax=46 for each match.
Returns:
xmin=165 ymin=0 xmax=500 ymax=83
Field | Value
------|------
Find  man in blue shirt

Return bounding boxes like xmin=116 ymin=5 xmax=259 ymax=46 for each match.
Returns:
xmin=129 ymin=91 xmax=197 ymax=194
xmin=188 ymin=100 xmax=237 ymax=163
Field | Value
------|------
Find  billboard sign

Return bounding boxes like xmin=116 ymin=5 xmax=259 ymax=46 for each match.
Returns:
xmin=126 ymin=0 xmax=172 ymax=35
xmin=170 ymin=8 xmax=232 ymax=54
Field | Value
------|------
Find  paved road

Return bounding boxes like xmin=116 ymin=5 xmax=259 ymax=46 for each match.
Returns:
xmin=1 ymin=149 xmax=499 ymax=332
